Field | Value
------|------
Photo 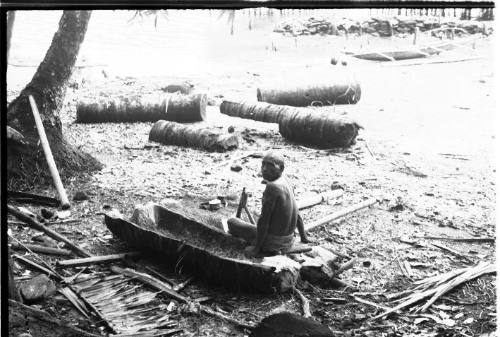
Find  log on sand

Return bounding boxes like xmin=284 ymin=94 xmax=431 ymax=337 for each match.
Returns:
xmin=149 ymin=120 xmax=239 ymax=152
xmin=76 ymin=93 xmax=207 ymax=123
xmin=104 ymin=203 xmax=300 ymax=293
xmin=257 ymin=79 xmax=361 ymax=106
xmin=220 ymin=100 xmax=361 ymax=148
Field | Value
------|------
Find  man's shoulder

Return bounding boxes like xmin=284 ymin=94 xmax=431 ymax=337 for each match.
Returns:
xmin=265 ymin=177 xmax=291 ymax=191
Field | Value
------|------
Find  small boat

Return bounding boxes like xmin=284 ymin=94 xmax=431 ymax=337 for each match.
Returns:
xmin=345 ymin=36 xmax=478 ymax=62
xmin=104 ymin=202 xmax=304 ymax=293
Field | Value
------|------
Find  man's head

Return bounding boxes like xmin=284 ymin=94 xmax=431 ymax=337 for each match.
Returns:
xmin=261 ymin=151 xmax=285 ymax=182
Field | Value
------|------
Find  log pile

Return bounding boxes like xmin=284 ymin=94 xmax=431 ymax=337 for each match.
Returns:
xmin=274 ymin=16 xmax=493 ymax=37
xmin=220 ymin=100 xmax=361 ymax=148
xmin=149 ymin=120 xmax=239 ymax=152
xmin=76 ymin=93 xmax=207 ymax=123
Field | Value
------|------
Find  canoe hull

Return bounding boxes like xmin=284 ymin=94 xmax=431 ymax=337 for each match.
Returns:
xmin=104 ymin=203 xmax=300 ymax=293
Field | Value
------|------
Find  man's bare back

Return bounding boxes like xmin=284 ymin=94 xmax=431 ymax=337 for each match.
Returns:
xmin=227 ymin=151 xmax=308 ymax=257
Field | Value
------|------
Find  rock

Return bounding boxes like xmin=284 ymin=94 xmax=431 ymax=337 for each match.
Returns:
xmin=19 ymin=275 xmax=57 ymax=304
xmin=228 ymin=126 xmax=235 ymax=133
xmin=73 ymin=191 xmax=89 ymax=201
xmin=230 ymin=164 xmax=242 ymax=172
xmin=40 ymin=209 xmax=54 ymax=220
xmin=250 ymin=312 xmax=334 ymax=337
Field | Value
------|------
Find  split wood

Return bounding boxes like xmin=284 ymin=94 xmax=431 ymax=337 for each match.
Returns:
xmin=173 ymin=276 xmax=195 ymax=292
xmin=110 ymin=329 xmax=183 ymax=337
xmin=110 ymin=266 xmax=255 ymax=330
xmin=305 ymin=198 xmax=377 ymax=232
xmin=294 ymin=288 xmax=312 ymax=318
xmin=10 ymin=242 xmax=72 ymax=256
xmin=29 ymin=95 xmax=70 ymax=209
xmin=418 ymin=235 xmax=494 ymax=243
xmin=430 ymin=242 xmax=475 ymax=262
xmin=57 ymin=251 xmax=142 ymax=268
xmin=8 ymin=205 xmax=92 ymax=257
xmin=370 ymin=261 xmax=495 ymax=321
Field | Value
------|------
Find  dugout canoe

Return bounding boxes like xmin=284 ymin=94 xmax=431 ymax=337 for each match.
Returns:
xmin=104 ymin=202 xmax=301 ymax=293
xmin=346 ymin=37 xmax=477 ymax=62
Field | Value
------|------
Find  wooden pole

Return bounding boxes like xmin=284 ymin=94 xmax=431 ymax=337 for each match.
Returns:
xmin=297 ymin=189 xmax=344 ymax=210
xmin=56 ymin=251 xmax=142 ymax=268
xmin=28 ymin=95 xmax=70 ymax=209
xmin=8 ymin=205 xmax=91 ymax=257
xmin=305 ymin=198 xmax=377 ymax=232
xmin=10 ymin=243 xmax=72 ymax=256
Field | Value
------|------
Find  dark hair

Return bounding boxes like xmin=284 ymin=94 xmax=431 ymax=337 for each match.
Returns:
xmin=263 ymin=151 xmax=285 ymax=171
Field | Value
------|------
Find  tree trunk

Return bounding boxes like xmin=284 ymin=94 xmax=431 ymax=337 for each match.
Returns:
xmin=7 ymin=11 xmax=102 ymax=186
xmin=7 ymin=11 xmax=15 ymax=62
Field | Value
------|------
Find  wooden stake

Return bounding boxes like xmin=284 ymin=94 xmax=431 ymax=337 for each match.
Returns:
xmin=57 ymin=252 xmax=142 ymax=268
xmin=305 ymin=198 xmax=377 ymax=232
xmin=8 ymin=205 xmax=92 ymax=257
xmin=29 ymin=95 xmax=70 ymax=209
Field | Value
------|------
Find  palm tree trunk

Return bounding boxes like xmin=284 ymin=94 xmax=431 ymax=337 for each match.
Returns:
xmin=7 ymin=10 xmax=102 ymax=186
xmin=7 ymin=11 xmax=15 ymax=62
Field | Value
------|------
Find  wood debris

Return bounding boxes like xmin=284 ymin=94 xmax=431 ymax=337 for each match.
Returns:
xmin=370 ymin=261 xmax=495 ymax=320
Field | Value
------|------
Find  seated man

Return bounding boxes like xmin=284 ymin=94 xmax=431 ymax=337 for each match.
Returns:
xmin=228 ymin=151 xmax=309 ymax=257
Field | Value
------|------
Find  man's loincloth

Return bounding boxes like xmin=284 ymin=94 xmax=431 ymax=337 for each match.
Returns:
xmin=262 ymin=233 xmax=294 ymax=253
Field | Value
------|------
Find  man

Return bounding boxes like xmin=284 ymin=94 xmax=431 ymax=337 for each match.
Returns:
xmin=228 ymin=151 xmax=309 ymax=257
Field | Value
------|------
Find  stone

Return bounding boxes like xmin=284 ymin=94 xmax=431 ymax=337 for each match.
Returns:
xmin=73 ymin=191 xmax=89 ymax=201
xmin=19 ymin=275 xmax=57 ymax=304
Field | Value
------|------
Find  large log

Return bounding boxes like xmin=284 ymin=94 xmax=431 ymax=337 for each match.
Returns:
xmin=278 ymin=109 xmax=361 ymax=148
xmin=220 ymin=100 xmax=360 ymax=148
xmin=257 ymin=78 xmax=361 ymax=106
xmin=104 ymin=203 xmax=300 ymax=293
xmin=149 ymin=120 xmax=239 ymax=152
xmin=76 ymin=93 xmax=207 ymax=123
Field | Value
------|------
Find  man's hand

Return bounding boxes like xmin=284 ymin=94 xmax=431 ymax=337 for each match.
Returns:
xmin=244 ymin=245 xmax=260 ymax=258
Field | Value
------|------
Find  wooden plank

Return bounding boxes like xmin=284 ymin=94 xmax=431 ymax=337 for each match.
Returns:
xmin=296 ymin=189 xmax=344 ymax=210
xmin=56 ymin=251 xmax=142 ymax=268
xmin=305 ymin=198 xmax=377 ymax=232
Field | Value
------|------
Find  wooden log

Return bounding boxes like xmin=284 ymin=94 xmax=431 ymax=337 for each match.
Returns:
xmin=76 ymin=93 xmax=207 ymax=123
xmin=257 ymin=79 xmax=361 ymax=106
xmin=220 ymin=100 xmax=361 ymax=148
xmin=279 ymin=109 xmax=361 ymax=148
xmin=56 ymin=251 xmax=142 ymax=268
xmin=8 ymin=190 xmax=60 ymax=207
xmin=417 ymin=236 xmax=495 ymax=243
xmin=149 ymin=120 xmax=239 ymax=152
xmin=8 ymin=205 xmax=92 ymax=257
xmin=297 ymin=189 xmax=344 ymax=209
xmin=305 ymin=198 xmax=377 ymax=232
xmin=10 ymin=242 xmax=72 ymax=256
xmin=29 ymin=95 xmax=70 ymax=209
xmin=220 ymin=100 xmax=288 ymax=123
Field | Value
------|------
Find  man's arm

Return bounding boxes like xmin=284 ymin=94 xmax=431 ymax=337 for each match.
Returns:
xmin=253 ymin=184 xmax=277 ymax=254
xmin=296 ymin=212 xmax=309 ymax=243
